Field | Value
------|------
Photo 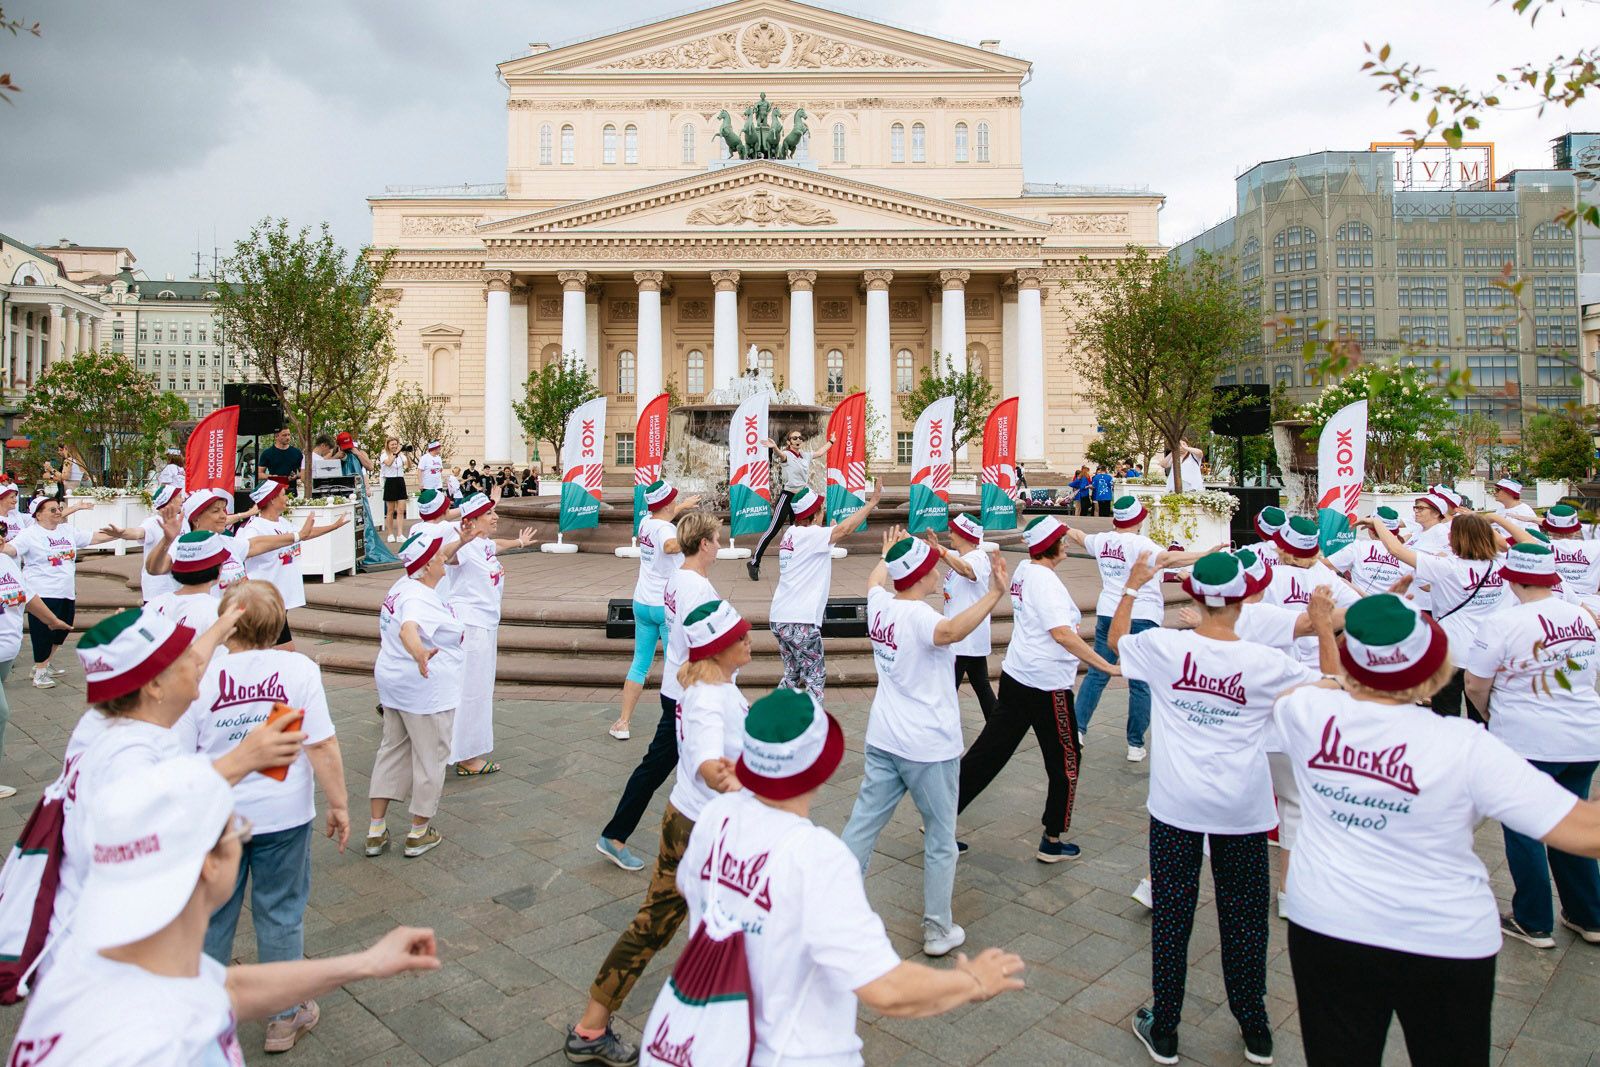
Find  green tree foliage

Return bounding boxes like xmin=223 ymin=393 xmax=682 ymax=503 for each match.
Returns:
xmin=511 ymin=358 xmax=600 ymax=475
xmin=1523 ymin=410 xmax=1593 ymax=481
xmin=897 ymin=351 xmax=997 ymax=463
xmin=215 ymin=219 xmax=397 ymax=488
xmin=387 ymin=382 xmax=456 ymax=462
xmin=1071 ymin=248 xmax=1258 ymax=469
xmin=1291 ymin=365 xmax=1460 ymax=485
xmin=20 ymin=346 xmax=189 ymax=487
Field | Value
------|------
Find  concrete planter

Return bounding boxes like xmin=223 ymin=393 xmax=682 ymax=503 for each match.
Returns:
xmin=1536 ymin=480 xmax=1570 ymax=507
xmin=1456 ymin=477 xmax=1486 ymax=508
xmin=1360 ymin=490 xmax=1423 ymax=519
xmin=67 ymin=494 xmax=151 ymax=555
xmin=286 ymin=501 xmax=357 ymax=583
xmin=1143 ymin=494 xmax=1236 ymax=551
xmin=1122 ymin=482 xmax=1171 ymax=506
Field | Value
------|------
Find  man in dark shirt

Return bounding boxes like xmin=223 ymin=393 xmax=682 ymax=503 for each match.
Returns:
xmin=257 ymin=427 xmax=304 ymax=496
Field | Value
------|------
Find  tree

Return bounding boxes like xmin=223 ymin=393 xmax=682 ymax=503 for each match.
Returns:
xmin=1070 ymin=248 xmax=1257 ymax=477
xmin=323 ymin=311 xmax=396 ymax=450
xmin=19 ymin=346 xmax=189 ymax=487
xmin=1523 ymin=409 xmax=1593 ymax=481
xmin=0 ymin=6 xmax=41 ymax=105
xmin=897 ymin=351 xmax=997 ymax=466
xmin=1292 ymin=365 xmax=1459 ymax=485
xmin=215 ymin=218 xmax=397 ymax=488
xmin=1447 ymin=412 xmax=1502 ymax=477
xmin=387 ymin=382 xmax=456 ymax=460
xmin=511 ymin=358 xmax=599 ymax=475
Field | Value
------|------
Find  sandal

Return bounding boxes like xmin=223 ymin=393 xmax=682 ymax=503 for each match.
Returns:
xmin=455 ymin=760 xmax=501 ymax=777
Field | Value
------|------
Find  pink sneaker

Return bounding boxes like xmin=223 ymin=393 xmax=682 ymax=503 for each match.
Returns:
xmin=263 ymin=999 xmax=319 ymax=1053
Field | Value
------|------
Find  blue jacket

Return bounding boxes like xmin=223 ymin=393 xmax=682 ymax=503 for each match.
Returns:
xmin=1069 ymin=476 xmax=1090 ymax=501
xmin=1091 ymin=472 xmax=1114 ymax=500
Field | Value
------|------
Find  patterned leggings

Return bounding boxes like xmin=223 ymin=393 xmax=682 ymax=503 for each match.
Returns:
xmin=589 ymin=804 xmax=694 ymax=1012
xmin=1148 ymin=817 xmax=1271 ymax=1042
xmin=773 ymin=621 xmax=825 ymax=699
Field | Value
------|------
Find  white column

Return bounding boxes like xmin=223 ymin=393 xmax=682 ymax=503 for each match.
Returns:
xmin=939 ymin=269 xmax=969 ymax=373
xmin=786 ymin=270 xmax=816 ymax=403
xmin=634 ymin=271 xmax=664 ymax=415
xmin=1016 ymin=269 xmax=1045 ymax=462
xmin=711 ymin=269 xmax=740 ymax=388
xmin=64 ymin=311 xmax=80 ymax=359
xmin=863 ymin=270 xmax=894 ymax=463
xmin=558 ymin=270 xmax=587 ymax=368
xmin=585 ymin=286 xmax=601 ymax=379
xmin=509 ymin=284 xmax=530 ymax=461
xmin=90 ymin=315 xmax=102 ymax=353
xmin=1000 ymin=280 xmax=1019 ymax=397
xmin=46 ymin=303 xmax=63 ymax=372
xmin=0 ymin=308 xmax=10 ymax=388
xmin=483 ymin=271 xmax=513 ymax=464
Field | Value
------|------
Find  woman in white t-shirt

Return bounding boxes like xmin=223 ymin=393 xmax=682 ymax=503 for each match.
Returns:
xmin=135 ymin=484 xmax=184 ymax=602
xmin=747 ymin=428 xmax=833 ymax=581
xmin=1462 ymin=543 xmax=1600 ymax=950
xmin=613 ymin=480 xmax=697 ymax=741
xmin=672 ymin=689 xmax=1025 ymax=1067
xmin=174 ymin=579 xmax=350 ymax=1055
xmin=1111 ymin=551 xmax=1330 ymax=1067
xmin=378 ymin=436 xmax=410 ymax=544
xmin=942 ymin=513 xmax=999 ymax=720
xmin=145 ymin=530 xmax=232 ymax=633
xmin=11 ymin=495 xmax=125 ymax=689
xmin=957 ymin=516 xmax=1117 ymax=865
xmin=1326 ymin=506 xmax=1410 ymax=595
xmin=1274 ymin=593 xmax=1600 ymax=1066
xmin=564 ymin=599 xmax=751 ymax=1064
xmin=1156 ymin=439 xmax=1205 ymax=492
xmin=0 ymin=551 xmax=69 ymax=800
xmin=1264 ymin=515 xmax=1363 ymax=669
xmin=239 ymin=478 xmax=348 ymax=650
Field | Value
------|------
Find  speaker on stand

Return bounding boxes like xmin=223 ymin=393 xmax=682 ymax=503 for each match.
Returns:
xmin=224 ymin=383 xmax=285 ymax=438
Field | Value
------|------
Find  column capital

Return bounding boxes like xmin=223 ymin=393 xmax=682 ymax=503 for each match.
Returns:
xmin=586 ymin=282 xmax=604 ymax=304
xmin=861 ymin=269 xmax=894 ymax=292
xmin=558 ymin=270 xmax=590 ymax=293
xmin=938 ymin=269 xmax=971 ymax=291
xmin=786 ymin=270 xmax=818 ymax=292
xmin=999 ymin=279 xmax=1019 ymax=300
xmin=1015 ymin=268 xmax=1045 ymax=292
xmin=633 ymin=270 xmax=665 ymax=293
xmin=711 ymin=269 xmax=741 ymax=293
xmin=510 ymin=282 xmax=531 ymax=299
xmin=483 ymin=270 xmax=513 ymax=293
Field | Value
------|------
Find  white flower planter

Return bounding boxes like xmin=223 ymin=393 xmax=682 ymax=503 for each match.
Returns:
xmin=1456 ymin=477 xmax=1486 ymax=507
xmin=1143 ymin=498 xmax=1234 ymax=551
xmin=285 ymin=502 xmax=357 ymax=583
xmin=67 ymin=494 xmax=150 ymax=555
xmin=1122 ymin=483 xmax=1171 ymax=505
xmin=1360 ymin=491 xmax=1422 ymax=519
xmin=1536 ymin=480 xmax=1570 ymax=508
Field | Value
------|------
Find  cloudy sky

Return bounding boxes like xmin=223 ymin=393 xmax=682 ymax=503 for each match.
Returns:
xmin=3 ymin=0 xmax=1595 ymax=276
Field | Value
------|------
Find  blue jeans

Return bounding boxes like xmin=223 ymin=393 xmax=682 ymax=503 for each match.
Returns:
xmin=627 ymin=601 xmax=667 ymax=685
xmin=1503 ymin=759 xmax=1600 ymax=934
xmin=1075 ymin=615 xmax=1156 ymax=745
xmin=204 ymin=821 xmax=313 ymax=1019
xmin=840 ymin=744 xmax=958 ymax=932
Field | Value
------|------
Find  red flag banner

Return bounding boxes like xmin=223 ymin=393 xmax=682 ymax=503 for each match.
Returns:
xmin=824 ymin=391 xmax=868 ymax=527
xmin=980 ymin=397 xmax=1019 ymax=530
xmin=632 ymin=392 xmax=670 ymax=537
xmin=185 ymin=405 xmax=239 ymax=495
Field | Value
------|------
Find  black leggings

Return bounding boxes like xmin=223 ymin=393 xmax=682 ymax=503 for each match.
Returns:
xmin=28 ymin=597 xmax=74 ymax=664
xmin=1288 ymin=922 xmax=1495 ymax=1067
xmin=1429 ymin=667 xmax=1486 ymax=722
xmin=953 ymin=655 xmax=998 ymax=720
xmin=958 ymin=673 xmax=1080 ymax=835
xmin=601 ymin=695 xmax=678 ymax=845
xmin=750 ymin=488 xmax=797 ymax=566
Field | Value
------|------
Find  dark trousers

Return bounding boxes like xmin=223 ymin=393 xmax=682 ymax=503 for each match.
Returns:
xmin=27 ymin=597 xmax=74 ymax=664
xmin=957 ymin=672 xmax=1080 ymax=836
xmin=1287 ymin=922 xmax=1495 ymax=1067
xmin=750 ymin=487 xmax=797 ymax=567
xmin=600 ymin=695 xmax=678 ymax=844
xmin=1076 ymin=498 xmax=1091 ymax=515
xmin=1429 ymin=667 xmax=1485 ymax=722
xmin=953 ymin=655 xmax=998 ymax=720
xmin=1095 ymin=499 xmax=1111 ymax=517
xmin=1148 ymin=817 xmax=1270 ymax=1041
xmin=1503 ymin=759 xmax=1600 ymax=934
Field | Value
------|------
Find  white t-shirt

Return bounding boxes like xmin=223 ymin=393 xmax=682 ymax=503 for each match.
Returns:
xmin=1275 ymin=687 xmax=1577 ymax=957
xmin=1412 ymin=553 xmax=1506 ymax=666
xmin=1120 ymin=628 xmax=1316 ymax=834
xmin=661 ymin=567 xmax=718 ymax=702
xmin=1265 ymin=561 xmax=1361 ymax=666
xmin=418 ymin=453 xmax=443 ymax=490
xmin=145 ymin=590 xmax=221 ymax=634
xmin=1327 ymin=538 xmax=1410 ymax=596
xmin=157 ymin=462 xmax=185 ymax=487
xmin=379 ymin=451 xmax=409 ymax=479
xmin=1548 ymin=538 xmax=1600 ymax=600
xmin=1464 ymin=597 xmax=1600 ymax=762
xmin=632 ymin=516 xmax=682 ymax=607
xmin=1495 ymin=501 xmax=1539 ymax=525
xmin=139 ymin=515 xmax=178 ymax=602
xmin=1235 ymin=539 xmax=1280 ymax=567
xmin=1000 ymin=559 xmax=1082 ymax=692
xmin=0 ymin=555 xmax=31 ymax=663
xmin=667 ymin=681 xmax=748 ymax=823
xmin=448 ymin=536 xmax=504 ymax=629
xmin=12 ymin=523 xmax=92 ymax=600
xmin=771 ymin=524 xmax=834 ymax=627
xmin=941 ymin=547 xmax=992 ymax=658
xmin=1407 ymin=520 xmax=1451 ymax=556
xmin=445 ymin=474 xmax=462 ymax=498
xmin=1082 ymin=531 xmax=1166 ymax=624
xmin=404 ymin=520 xmax=457 ymax=599
xmin=1164 ymin=452 xmax=1204 ymax=492
xmin=865 ymin=585 xmax=960 ymax=761
xmin=240 ymin=515 xmax=306 ymax=610
xmin=1 ymin=509 xmax=31 ymax=541
xmin=9 ymin=940 xmax=243 ymax=1067
xmin=1234 ymin=601 xmax=1299 ymax=654
xmin=212 ymin=534 xmax=251 ymax=598
xmin=374 ymin=579 xmax=464 ymax=715
xmin=677 ymin=792 xmax=901 ymax=1067
xmin=175 ymin=649 xmax=336 ymax=835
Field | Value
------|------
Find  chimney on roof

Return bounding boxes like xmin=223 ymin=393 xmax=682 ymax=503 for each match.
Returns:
xmin=979 ymin=39 xmax=1000 ymax=52
xmin=528 ymin=42 xmax=550 ymax=54
xmin=165 ymin=273 xmax=174 ymax=281
xmin=57 ymin=238 xmax=75 ymax=247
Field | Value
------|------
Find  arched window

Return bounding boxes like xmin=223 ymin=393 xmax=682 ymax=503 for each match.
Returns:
xmin=681 ymin=124 xmax=696 ymax=164
xmin=603 ymin=124 xmax=618 ymax=165
xmin=911 ymin=122 xmax=926 ymax=162
xmin=1336 ymin=220 xmax=1373 ymax=242
xmin=429 ymin=346 xmax=455 ymax=396
xmin=954 ymin=122 xmax=969 ymax=163
xmin=976 ymin=122 xmax=990 ymax=162
xmin=890 ymin=123 xmax=905 ymax=163
xmin=832 ymin=122 xmax=846 ymax=163
xmin=1533 ymin=221 xmax=1568 ymax=240
xmin=687 ymin=349 xmax=706 ymax=395
xmin=624 ymin=124 xmax=639 ymax=165
xmin=757 ymin=348 xmax=775 ymax=381
xmin=539 ymin=124 xmax=553 ymax=165
xmin=825 ymin=349 xmax=844 ymax=395
xmin=560 ymin=125 xmax=575 ymax=164
xmin=895 ymin=348 xmax=914 ymax=392
xmin=617 ymin=349 xmax=636 ymax=394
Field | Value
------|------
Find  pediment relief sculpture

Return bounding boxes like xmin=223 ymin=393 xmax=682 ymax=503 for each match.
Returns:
xmin=685 ymin=190 xmax=838 ymax=227
xmin=595 ymin=21 xmax=930 ymax=71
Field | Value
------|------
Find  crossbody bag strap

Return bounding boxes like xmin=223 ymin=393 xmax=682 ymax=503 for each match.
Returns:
xmin=1434 ymin=562 xmax=1493 ymax=622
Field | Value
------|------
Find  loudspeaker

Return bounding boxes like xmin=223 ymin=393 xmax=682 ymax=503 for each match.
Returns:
xmin=606 ymin=598 xmax=635 ymax=639
xmin=1211 ymin=385 xmax=1272 ymax=438
xmin=822 ymin=596 xmax=869 ymax=638
xmin=225 ymin=383 xmax=284 ymax=437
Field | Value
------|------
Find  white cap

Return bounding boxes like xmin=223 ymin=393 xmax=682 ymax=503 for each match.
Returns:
xmin=182 ymin=487 xmax=231 ymax=525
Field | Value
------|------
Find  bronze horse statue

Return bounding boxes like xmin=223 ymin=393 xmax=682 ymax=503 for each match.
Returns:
xmin=780 ymin=108 xmax=808 ymax=158
xmin=715 ymin=110 xmax=745 ymax=159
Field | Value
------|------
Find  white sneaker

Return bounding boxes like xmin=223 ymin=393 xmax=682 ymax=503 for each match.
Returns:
xmin=31 ymin=669 xmax=54 ymax=689
xmin=1277 ymin=892 xmax=1289 ymax=921
xmin=0 ymin=785 xmax=16 ymax=800
xmin=47 ymin=665 xmax=66 ymax=677
xmin=608 ymin=724 xmax=631 ymax=741
xmin=1078 ymin=731 xmax=1087 ymax=746
xmin=1132 ymin=877 xmax=1153 ymax=910
xmin=1126 ymin=744 xmax=1147 ymax=763
xmin=923 ymin=922 xmax=966 ymax=958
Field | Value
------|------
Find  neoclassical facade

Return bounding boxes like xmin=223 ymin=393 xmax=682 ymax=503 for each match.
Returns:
xmin=371 ymin=0 xmax=1161 ymax=472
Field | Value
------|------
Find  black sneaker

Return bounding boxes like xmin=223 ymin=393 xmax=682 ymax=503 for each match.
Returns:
xmin=564 ymin=1024 xmax=639 ymax=1066
xmin=1131 ymin=1007 xmax=1178 ymax=1065
xmin=1244 ymin=1029 xmax=1274 ymax=1065
xmin=1501 ymin=912 xmax=1555 ymax=949
xmin=745 ymin=559 xmax=760 ymax=582
xmin=1036 ymin=835 xmax=1081 ymax=863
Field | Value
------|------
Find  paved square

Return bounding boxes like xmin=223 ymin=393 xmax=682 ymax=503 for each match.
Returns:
xmin=1 ymin=663 xmax=1597 ymax=1066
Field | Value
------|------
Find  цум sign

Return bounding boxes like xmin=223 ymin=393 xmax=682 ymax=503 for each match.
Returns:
xmin=1369 ymin=141 xmax=1494 ymax=191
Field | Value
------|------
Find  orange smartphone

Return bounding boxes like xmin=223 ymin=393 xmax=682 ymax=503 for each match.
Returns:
xmin=258 ymin=702 xmax=304 ymax=782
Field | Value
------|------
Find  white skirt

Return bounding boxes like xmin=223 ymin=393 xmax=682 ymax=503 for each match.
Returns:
xmin=449 ymin=623 xmax=497 ymax=762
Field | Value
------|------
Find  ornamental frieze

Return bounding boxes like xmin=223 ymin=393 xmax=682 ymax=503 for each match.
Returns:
xmin=592 ymin=22 xmax=930 ymax=71
xmin=506 ymin=96 xmax=1020 ymax=111
xmin=685 ymin=190 xmax=837 ymax=227
xmin=1048 ymin=213 xmax=1130 ymax=235
xmin=400 ymin=215 xmax=480 ymax=236
xmin=482 ymin=237 xmax=1042 ymax=264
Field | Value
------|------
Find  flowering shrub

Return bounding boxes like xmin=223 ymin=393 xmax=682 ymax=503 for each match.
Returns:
xmin=1293 ymin=366 xmax=1462 ymax=484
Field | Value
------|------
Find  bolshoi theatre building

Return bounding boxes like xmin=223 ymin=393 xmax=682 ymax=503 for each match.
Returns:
xmin=371 ymin=0 xmax=1161 ymax=475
